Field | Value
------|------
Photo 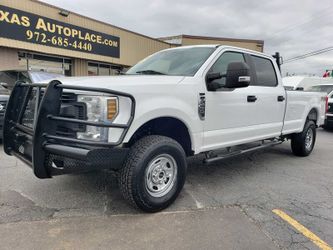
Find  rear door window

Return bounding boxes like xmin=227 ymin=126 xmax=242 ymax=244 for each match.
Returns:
xmin=251 ymin=56 xmax=277 ymax=87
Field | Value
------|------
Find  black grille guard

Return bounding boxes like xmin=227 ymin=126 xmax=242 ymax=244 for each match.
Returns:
xmin=3 ymin=80 xmax=135 ymax=178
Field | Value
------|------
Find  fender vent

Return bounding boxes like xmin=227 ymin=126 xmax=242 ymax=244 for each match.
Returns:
xmin=198 ymin=93 xmax=206 ymax=120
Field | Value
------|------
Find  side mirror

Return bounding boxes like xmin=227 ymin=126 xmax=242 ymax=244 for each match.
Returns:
xmin=224 ymin=62 xmax=251 ymax=88
xmin=206 ymin=72 xmax=222 ymax=82
xmin=206 ymin=72 xmax=223 ymax=91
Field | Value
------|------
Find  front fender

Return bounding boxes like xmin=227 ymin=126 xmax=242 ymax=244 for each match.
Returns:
xmin=123 ymin=95 xmax=203 ymax=151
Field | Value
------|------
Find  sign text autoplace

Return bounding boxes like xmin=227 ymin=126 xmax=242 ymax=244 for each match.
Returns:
xmin=0 ymin=5 xmax=120 ymax=58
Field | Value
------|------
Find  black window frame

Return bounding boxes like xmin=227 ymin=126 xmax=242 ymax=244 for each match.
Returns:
xmin=248 ymin=55 xmax=278 ymax=87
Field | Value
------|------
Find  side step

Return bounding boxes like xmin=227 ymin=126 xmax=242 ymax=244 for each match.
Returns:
xmin=203 ymin=140 xmax=283 ymax=164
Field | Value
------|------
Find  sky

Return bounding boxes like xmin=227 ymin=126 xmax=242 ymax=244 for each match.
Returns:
xmin=42 ymin=0 xmax=333 ymax=76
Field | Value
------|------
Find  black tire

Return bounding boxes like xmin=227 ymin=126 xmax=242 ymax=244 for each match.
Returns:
xmin=119 ymin=135 xmax=187 ymax=212
xmin=291 ymin=120 xmax=316 ymax=157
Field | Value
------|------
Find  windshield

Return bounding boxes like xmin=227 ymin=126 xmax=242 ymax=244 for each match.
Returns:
xmin=307 ymin=85 xmax=333 ymax=94
xmin=126 ymin=47 xmax=216 ymax=76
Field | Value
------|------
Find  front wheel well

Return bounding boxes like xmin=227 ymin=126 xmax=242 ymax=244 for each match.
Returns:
xmin=127 ymin=117 xmax=193 ymax=156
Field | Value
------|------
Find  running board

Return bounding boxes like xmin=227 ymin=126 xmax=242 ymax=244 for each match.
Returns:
xmin=203 ymin=140 xmax=283 ymax=164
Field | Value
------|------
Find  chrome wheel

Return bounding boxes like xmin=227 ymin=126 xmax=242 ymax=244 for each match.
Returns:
xmin=145 ymin=154 xmax=177 ymax=198
xmin=305 ymin=128 xmax=314 ymax=150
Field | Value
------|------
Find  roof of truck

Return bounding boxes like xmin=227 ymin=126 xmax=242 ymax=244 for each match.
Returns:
xmin=165 ymin=44 xmax=269 ymax=57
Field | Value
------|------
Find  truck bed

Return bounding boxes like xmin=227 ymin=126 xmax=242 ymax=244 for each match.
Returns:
xmin=282 ymin=90 xmax=326 ymax=135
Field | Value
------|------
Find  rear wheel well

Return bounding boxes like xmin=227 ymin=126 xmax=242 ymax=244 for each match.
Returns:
xmin=307 ymin=108 xmax=318 ymax=125
xmin=127 ymin=117 xmax=193 ymax=156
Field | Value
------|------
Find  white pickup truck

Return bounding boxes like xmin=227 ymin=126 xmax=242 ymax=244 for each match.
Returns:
xmin=3 ymin=45 xmax=327 ymax=212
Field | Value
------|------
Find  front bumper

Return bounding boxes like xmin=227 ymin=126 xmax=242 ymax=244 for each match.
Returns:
xmin=3 ymin=80 xmax=135 ymax=178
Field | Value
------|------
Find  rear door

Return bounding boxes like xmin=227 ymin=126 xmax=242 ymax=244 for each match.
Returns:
xmin=247 ymin=55 xmax=286 ymax=137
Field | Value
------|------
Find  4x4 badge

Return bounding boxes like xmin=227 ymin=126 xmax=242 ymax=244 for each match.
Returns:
xmin=198 ymin=93 xmax=206 ymax=120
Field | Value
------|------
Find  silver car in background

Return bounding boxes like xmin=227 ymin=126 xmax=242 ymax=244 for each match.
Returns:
xmin=0 ymin=70 xmax=64 ymax=141
xmin=306 ymin=84 xmax=333 ymax=130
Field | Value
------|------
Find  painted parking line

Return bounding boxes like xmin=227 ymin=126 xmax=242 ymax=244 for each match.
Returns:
xmin=273 ymin=209 xmax=332 ymax=250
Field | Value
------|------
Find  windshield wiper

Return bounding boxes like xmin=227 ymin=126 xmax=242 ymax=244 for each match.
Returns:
xmin=135 ymin=70 xmax=166 ymax=75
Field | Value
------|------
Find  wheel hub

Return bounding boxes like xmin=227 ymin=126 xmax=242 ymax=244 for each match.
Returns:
xmin=145 ymin=154 xmax=177 ymax=198
xmin=305 ymin=128 xmax=313 ymax=150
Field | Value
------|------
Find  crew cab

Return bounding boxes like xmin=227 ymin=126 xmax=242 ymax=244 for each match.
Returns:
xmin=3 ymin=45 xmax=326 ymax=212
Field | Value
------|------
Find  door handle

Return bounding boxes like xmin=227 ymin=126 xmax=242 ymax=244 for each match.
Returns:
xmin=277 ymin=96 xmax=285 ymax=102
xmin=247 ymin=95 xmax=257 ymax=102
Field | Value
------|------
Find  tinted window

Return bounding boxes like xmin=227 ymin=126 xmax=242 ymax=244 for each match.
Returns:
xmin=251 ymin=56 xmax=277 ymax=87
xmin=208 ymin=52 xmax=245 ymax=86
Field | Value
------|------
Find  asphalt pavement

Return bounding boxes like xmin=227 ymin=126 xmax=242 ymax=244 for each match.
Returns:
xmin=0 ymin=129 xmax=332 ymax=250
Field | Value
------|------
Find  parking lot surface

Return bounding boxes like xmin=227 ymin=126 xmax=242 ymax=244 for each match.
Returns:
xmin=0 ymin=129 xmax=332 ymax=249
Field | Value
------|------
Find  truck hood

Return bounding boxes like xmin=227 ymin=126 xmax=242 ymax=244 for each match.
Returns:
xmin=56 ymin=75 xmax=185 ymax=93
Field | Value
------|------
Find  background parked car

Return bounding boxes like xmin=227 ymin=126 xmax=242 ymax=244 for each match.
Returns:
xmin=283 ymin=76 xmax=333 ymax=91
xmin=305 ymin=84 xmax=333 ymax=130
xmin=0 ymin=70 xmax=64 ymax=142
xmin=306 ymin=84 xmax=333 ymax=94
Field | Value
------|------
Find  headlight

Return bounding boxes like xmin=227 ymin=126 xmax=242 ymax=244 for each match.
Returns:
xmin=76 ymin=95 xmax=118 ymax=142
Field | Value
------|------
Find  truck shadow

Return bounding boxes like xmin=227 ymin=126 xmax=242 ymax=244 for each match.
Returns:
xmin=0 ymin=142 xmax=311 ymax=220
xmin=72 ymin=143 xmax=297 ymax=213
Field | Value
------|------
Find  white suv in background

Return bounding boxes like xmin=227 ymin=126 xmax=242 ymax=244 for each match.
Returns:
xmin=306 ymin=84 xmax=333 ymax=130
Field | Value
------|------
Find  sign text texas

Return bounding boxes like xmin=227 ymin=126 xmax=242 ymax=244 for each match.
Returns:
xmin=0 ymin=5 xmax=120 ymax=58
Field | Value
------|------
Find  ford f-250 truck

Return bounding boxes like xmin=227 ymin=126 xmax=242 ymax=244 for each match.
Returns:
xmin=3 ymin=45 xmax=327 ymax=212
